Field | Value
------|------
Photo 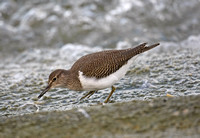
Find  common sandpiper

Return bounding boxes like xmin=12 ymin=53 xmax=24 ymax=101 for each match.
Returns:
xmin=38 ymin=43 xmax=159 ymax=103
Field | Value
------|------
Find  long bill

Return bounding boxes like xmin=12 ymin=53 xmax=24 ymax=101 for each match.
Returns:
xmin=38 ymin=85 xmax=51 ymax=99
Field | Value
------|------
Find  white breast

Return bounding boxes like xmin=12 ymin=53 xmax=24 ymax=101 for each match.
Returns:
xmin=78 ymin=56 xmax=136 ymax=91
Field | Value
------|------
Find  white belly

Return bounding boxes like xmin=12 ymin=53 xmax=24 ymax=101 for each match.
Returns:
xmin=78 ymin=57 xmax=136 ymax=91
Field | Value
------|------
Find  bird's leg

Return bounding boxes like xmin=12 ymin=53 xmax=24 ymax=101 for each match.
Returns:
xmin=104 ymin=86 xmax=116 ymax=103
xmin=87 ymin=91 xmax=97 ymax=98
xmin=80 ymin=91 xmax=96 ymax=100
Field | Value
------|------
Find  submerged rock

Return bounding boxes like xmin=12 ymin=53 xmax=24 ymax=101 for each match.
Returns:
xmin=0 ymin=95 xmax=199 ymax=137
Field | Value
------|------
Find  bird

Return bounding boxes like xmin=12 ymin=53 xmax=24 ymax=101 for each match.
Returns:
xmin=38 ymin=43 xmax=159 ymax=103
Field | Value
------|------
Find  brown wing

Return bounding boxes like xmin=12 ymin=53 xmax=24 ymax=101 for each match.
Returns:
xmin=70 ymin=43 xmax=159 ymax=79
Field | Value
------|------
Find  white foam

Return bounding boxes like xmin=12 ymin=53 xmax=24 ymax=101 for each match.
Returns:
xmin=59 ymin=44 xmax=102 ymax=61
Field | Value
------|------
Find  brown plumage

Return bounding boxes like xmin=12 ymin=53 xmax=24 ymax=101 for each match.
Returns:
xmin=38 ymin=43 xmax=160 ymax=102
xmin=71 ymin=43 xmax=159 ymax=79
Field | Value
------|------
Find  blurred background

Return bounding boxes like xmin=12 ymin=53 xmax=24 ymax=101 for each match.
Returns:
xmin=1 ymin=0 xmax=200 ymax=58
xmin=0 ymin=0 xmax=200 ymax=116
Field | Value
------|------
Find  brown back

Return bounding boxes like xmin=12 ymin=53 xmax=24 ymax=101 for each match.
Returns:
xmin=70 ymin=43 xmax=159 ymax=79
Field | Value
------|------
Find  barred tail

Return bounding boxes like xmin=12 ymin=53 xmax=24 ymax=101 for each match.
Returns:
xmin=126 ymin=43 xmax=160 ymax=57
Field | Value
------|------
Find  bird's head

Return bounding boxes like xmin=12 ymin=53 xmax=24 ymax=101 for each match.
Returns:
xmin=38 ymin=69 xmax=67 ymax=99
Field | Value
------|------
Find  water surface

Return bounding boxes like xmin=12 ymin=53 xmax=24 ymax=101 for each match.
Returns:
xmin=0 ymin=0 xmax=200 ymax=117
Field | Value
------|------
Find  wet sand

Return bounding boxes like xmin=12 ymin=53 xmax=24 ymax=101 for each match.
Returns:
xmin=0 ymin=95 xmax=199 ymax=138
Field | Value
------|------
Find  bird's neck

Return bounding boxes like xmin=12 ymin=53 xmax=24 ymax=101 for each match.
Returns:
xmin=61 ymin=69 xmax=82 ymax=91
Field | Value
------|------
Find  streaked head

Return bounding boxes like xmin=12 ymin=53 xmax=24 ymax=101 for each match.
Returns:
xmin=38 ymin=69 xmax=67 ymax=99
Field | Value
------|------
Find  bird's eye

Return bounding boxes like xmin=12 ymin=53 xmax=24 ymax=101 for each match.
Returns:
xmin=53 ymin=77 xmax=56 ymax=81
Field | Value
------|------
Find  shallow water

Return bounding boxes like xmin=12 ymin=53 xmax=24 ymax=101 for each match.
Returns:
xmin=0 ymin=0 xmax=200 ymax=117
